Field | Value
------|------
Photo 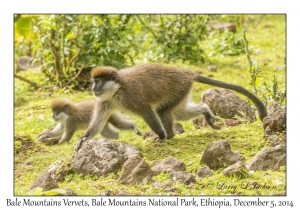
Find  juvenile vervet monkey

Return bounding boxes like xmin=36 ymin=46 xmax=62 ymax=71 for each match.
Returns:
xmin=38 ymin=98 xmax=142 ymax=145
xmin=75 ymin=64 xmax=267 ymax=150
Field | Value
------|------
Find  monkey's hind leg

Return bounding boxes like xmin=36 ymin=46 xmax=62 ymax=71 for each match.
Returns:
xmin=101 ymin=123 xmax=120 ymax=139
xmin=174 ymin=102 xmax=220 ymax=130
xmin=108 ymin=113 xmax=142 ymax=136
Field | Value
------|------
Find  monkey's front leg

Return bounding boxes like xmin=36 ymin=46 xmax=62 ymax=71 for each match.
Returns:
xmin=74 ymin=100 xmax=111 ymax=151
xmin=139 ymin=108 xmax=167 ymax=143
xmin=38 ymin=124 xmax=64 ymax=141
xmin=58 ymin=127 xmax=76 ymax=145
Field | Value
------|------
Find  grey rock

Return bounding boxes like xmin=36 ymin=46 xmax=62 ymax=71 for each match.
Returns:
xmin=193 ymin=88 xmax=256 ymax=130
xmin=267 ymin=133 xmax=286 ymax=147
xmin=64 ymin=188 xmax=77 ymax=196
xmin=193 ymin=115 xmax=207 ymax=129
xmin=30 ymin=172 xmax=59 ymax=191
xmin=143 ymin=130 xmax=158 ymax=140
xmin=151 ymin=156 xmax=186 ymax=175
xmin=223 ymin=161 xmax=248 ymax=177
xmin=71 ymin=138 xmax=142 ymax=177
xmin=246 ymin=144 xmax=286 ymax=171
xmin=168 ymin=170 xmax=195 ymax=185
xmin=152 ymin=181 xmax=175 ymax=188
xmin=263 ymin=104 xmax=286 ymax=135
xmin=204 ymin=88 xmax=256 ymax=121
xmin=200 ymin=140 xmax=245 ymax=169
xmin=118 ymin=156 xmax=151 ymax=185
xmin=196 ymin=166 xmax=214 ymax=178
xmin=47 ymin=162 xmax=72 ymax=182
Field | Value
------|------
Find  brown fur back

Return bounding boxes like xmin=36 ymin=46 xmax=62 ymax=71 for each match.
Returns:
xmin=68 ymin=101 xmax=94 ymax=129
xmin=117 ymin=64 xmax=196 ymax=110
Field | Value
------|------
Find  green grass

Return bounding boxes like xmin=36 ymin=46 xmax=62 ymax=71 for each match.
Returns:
xmin=14 ymin=14 xmax=286 ymax=196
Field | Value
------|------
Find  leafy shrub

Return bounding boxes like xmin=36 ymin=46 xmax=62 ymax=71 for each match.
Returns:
xmin=32 ymin=14 xmax=137 ymax=88
xmin=137 ymin=15 xmax=208 ymax=63
xmin=14 ymin=14 xmax=241 ymax=88
xmin=207 ymin=31 xmax=245 ymax=57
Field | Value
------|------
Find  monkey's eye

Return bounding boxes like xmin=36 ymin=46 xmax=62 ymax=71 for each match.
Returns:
xmin=95 ymin=80 xmax=102 ymax=86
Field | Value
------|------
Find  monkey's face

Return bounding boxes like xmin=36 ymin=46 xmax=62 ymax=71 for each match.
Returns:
xmin=52 ymin=108 xmax=69 ymax=123
xmin=92 ymin=78 xmax=120 ymax=100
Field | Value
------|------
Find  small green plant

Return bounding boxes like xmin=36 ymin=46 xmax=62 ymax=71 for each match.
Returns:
xmin=243 ymin=28 xmax=261 ymax=95
xmin=84 ymin=174 xmax=99 ymax=181
xmin=65 ymin=174 xmax=75 ymax=182
xmin=249 ymin=59 xmax=262 ymax=94
xmin=238 ymin=167 xmax=250 ymax=179
xmin=258 ymin=75 xmax=286 ymax=106
xmin=152 ymin=172 xmax=170 ymax=182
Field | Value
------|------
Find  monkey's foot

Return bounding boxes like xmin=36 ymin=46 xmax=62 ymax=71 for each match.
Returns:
xmin=74 ymin=137 xmax=88 ymax=151
xmin=156 ymin=137 xmax=167 ymax=143
xmin=211 ymin=124 xmax=221 ymax=130
xmin=206 ymin=115 xmax=221 ymax=130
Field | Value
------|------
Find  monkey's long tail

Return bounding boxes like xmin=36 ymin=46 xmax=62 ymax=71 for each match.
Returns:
xmin=195 ymin=75 xmax=267 ymax=121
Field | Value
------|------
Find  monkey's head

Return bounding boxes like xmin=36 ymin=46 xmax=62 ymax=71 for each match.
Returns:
xmin=91 ymin=66 xmax=120 ymax=99
xmin=50 ymin=98 xmax=74 ymax=122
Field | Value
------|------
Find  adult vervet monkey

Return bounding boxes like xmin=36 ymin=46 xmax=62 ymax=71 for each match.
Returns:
xmin=75 ymin=64 xmax=267 ymax=150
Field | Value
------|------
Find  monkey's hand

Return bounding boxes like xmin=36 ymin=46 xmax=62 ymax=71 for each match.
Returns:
xmin=37 ymin=129 xmax=61 ymax=145
xmin=37 ymin=128 xmax=54 ymax=141
xmin=38 ymin=133 xmax=48 ymax=141
xmin=74 ymin=136 xmax=88 ymax=151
